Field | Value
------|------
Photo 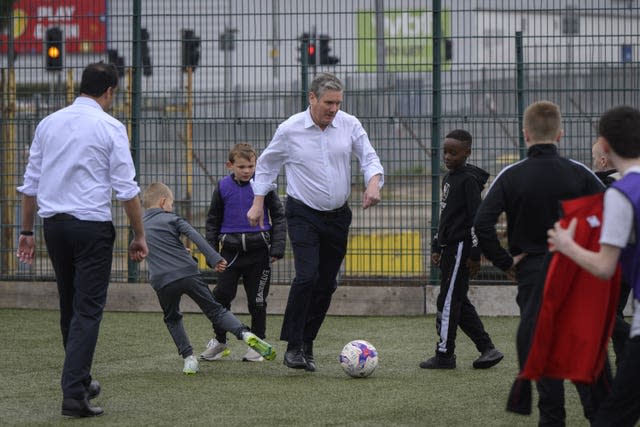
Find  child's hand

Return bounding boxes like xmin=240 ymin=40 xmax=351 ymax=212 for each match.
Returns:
xmin=214 ymin=259 xmax=228 ymax=273
xmin=270 ymin=256 xmax=279 ymax=264
xmin=547 ymin=218 xmax=577 ymax=253
xmin=431 ymin=252 xmax=441 ymax=266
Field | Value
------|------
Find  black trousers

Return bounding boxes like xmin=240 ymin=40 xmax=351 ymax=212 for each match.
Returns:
xmin=515 ymin=254 xmax=611 ymax=426
xmin=43 ymin=215 xmax=115 ymax=400
xmin=593 ymin=335 xmax=640 ymax=427
xmin=280 ymin=197 xmax=352 ymax=347
xmin=213 ymin=247 xmax=271 ymax=341
xmin=434 ymin=241 xmax=493 ymax=357
xmin=156 ymin=276 xmax=247 ymax=358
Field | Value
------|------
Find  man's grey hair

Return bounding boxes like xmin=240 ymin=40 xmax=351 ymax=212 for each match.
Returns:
xmin=310 ymin=73 xmax=343 ymax=99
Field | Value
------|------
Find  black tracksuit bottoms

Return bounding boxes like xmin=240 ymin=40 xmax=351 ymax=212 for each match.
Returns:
xmin=213 ymin=247 xmax=271 ymax=341
xmin=434 ymin=240 xmax=494 ymax=357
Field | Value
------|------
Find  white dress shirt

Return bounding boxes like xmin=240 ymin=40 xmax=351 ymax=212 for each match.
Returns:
xmin=18 ymin=97 xmax=140 ymax=221
xmin=252 ymin=108 xmax=384 ymax=211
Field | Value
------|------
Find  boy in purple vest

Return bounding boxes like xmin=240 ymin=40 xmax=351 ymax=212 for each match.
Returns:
xmin=200 ymin=143 xmax=286 ymax=362
xmin=548 ymin=105 xmax=640 ymax=427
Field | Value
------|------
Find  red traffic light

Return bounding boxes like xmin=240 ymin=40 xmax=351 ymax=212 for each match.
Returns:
xmin=308 ymin=44 xmax=316 ymax=56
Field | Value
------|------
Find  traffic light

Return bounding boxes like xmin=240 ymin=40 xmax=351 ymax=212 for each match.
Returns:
xmin=298 ymin=32 xmax=316 ymax=65
xmin=318 ymin=35 xmax=339 ymax=65
xmin=45 ymin=27 xmax=63 ymax=71
xmin=181 ymin=29 xmax=201 ymax=72
xmin=141 ymin=28 xmax=152 ymax=76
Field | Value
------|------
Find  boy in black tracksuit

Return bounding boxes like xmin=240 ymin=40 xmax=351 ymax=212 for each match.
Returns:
xmin=420 ymin=129 xmax=503 ymax=370
xmin=474 ymin=101 xmax=609 ymax=425
xmin=200 ymin=143 xmax=286 ymax=362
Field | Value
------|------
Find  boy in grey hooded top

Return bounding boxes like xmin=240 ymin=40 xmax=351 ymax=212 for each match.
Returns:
xmin=142 ymin=182 xmax=275 ymax=374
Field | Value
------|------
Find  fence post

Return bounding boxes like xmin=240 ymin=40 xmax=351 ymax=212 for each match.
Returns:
xmin=515 ymin=31 xmax=526 ymax=159
xmin=128 ymin=0 xmax=143 ymax=282
xmin=429 ymin=0 xmax=443 ymax=295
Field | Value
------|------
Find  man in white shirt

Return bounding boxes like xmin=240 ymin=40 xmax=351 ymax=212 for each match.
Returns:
xmin=16 ymin=63 xmax=148 ymax=418
xmin=247 ymin=73 xmax=384 ymax=371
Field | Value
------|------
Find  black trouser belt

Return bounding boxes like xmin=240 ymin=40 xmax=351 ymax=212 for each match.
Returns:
xmin=287 ymin=196 xmax=349 ymax=217
xmin=47 ymin=213 xmax=77 ymax=221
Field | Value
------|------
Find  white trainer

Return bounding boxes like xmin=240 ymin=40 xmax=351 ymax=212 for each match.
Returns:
xmin=183 ymin=355 xmax=199 ymax=375
xmin=242 ymin=347 xmax=265 ymax=362
xmin=199 ymin=338 xmax=230 ymax=361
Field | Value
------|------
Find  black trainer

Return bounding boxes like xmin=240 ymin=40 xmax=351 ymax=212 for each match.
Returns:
xmin=473 ymin=348 xmax=504 ymax=369
xmin=419 ymin=354 xmax=456 ymax=369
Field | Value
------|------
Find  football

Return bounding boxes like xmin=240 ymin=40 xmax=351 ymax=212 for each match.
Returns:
xmin=339 ymin=340 xmax=379 ymax=378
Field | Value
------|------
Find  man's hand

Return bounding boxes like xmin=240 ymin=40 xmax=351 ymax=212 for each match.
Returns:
xmin=16 ymin=235 xmax=35 ymax=265
xmin=247 ymin=195 xmax=266 ymax=228
xmin=129 ymin=236 xmax=148 ymax=262
xmin=362 ymin=174 xmax=382 ymax=209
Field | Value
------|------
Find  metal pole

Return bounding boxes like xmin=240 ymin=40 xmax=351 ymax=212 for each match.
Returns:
xmin=300 ymin=39 xmax=309 ymax=110
xmin=429 ymin=0 xmax=443 ymax=290
xmin=271 ymin=0 xmax=280 ymax=80
xmin=128 ymin=0 xmax=142 ymax=282
xmin=1 ymin=68 xmax=16 ymax=274
xmin=65 ymin=69 xmax=74 ymax=105
xmin=375 ymin=0 xmax=386 ymax=87
xmin=515 ymin=31 xmax=526 ymax=159
xmin=185 ymin=67 xmax=194 ymax=226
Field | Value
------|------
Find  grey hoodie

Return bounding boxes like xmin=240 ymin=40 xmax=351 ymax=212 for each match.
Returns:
xmin=143 ymin=207 xmax=223 ymax=290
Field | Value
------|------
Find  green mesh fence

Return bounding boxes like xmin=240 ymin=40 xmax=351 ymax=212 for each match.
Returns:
xmin=1 ymin=0 xmax=638 ymax=285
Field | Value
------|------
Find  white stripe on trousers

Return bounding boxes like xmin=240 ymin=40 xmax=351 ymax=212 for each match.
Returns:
xmin=437 ymin=241 xmax=463 ymax=354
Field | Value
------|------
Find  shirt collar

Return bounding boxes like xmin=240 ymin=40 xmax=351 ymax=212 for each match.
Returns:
xmin=304 ymin=107 xmax=338 ymax=129
xmin=73 ymin=96 xmax=103 ymax=110
xmin=624 ymin=165 xmax=640 ymax=175
xmin=527 ymin=143 xmax=558 ymax=157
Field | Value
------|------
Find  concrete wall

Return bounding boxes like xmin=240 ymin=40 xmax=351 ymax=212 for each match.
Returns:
xmin=1 ymin=281 xmax=632 ymax=317
xmin=0 ymin=281 xmax=520 ymax=316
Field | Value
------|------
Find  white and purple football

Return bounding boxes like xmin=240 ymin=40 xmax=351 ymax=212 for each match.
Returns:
xmin=339 ymin=340 xmax=379 ymax=378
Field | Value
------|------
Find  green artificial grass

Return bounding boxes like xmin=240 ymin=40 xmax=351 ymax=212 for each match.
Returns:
xmin=0 ymin=309 xmax=590 ymax=426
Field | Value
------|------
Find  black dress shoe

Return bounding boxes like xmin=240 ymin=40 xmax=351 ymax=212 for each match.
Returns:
xmin=303 ymin=342 xmax=316 ymax=372
xmin=283 ymin=348 xmax=307 ymax=369
xmin=87 ymin=380 xmax=101 ymax=400
xmin=61 ymin=397 xmax=104 ymax=418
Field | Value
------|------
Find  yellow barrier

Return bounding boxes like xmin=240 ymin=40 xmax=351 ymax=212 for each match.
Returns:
xmin=345 ymin=231 xmax=424 ymax=276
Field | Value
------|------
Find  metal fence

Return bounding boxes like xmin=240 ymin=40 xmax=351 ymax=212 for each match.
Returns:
xmin=1 ymin=0 xmax=639 ymax=285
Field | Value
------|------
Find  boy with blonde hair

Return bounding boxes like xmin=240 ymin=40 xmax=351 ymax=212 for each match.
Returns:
xmin=142 ymin=182 xmax=275 ymax=374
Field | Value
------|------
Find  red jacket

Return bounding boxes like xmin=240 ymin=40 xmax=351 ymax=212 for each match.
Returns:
xmin=520 ymin=192 xmax=620 ymax=383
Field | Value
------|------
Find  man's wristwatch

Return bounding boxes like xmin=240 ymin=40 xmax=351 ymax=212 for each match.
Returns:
xmin=20 ymin=230 xmax=34 ymax=236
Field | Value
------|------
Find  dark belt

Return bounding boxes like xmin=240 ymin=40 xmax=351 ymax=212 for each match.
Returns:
xmin=287 ymin=196 xmax=349 ymax=217
xmin=47 ymin=213 xmax=77 ymax=221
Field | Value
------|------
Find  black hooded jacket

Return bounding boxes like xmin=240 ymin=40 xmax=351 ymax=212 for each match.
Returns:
xmin=432 ymin=163 xmax=489 ymax=261
xmin=474 ymin=144 xmax=604 ymax=271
